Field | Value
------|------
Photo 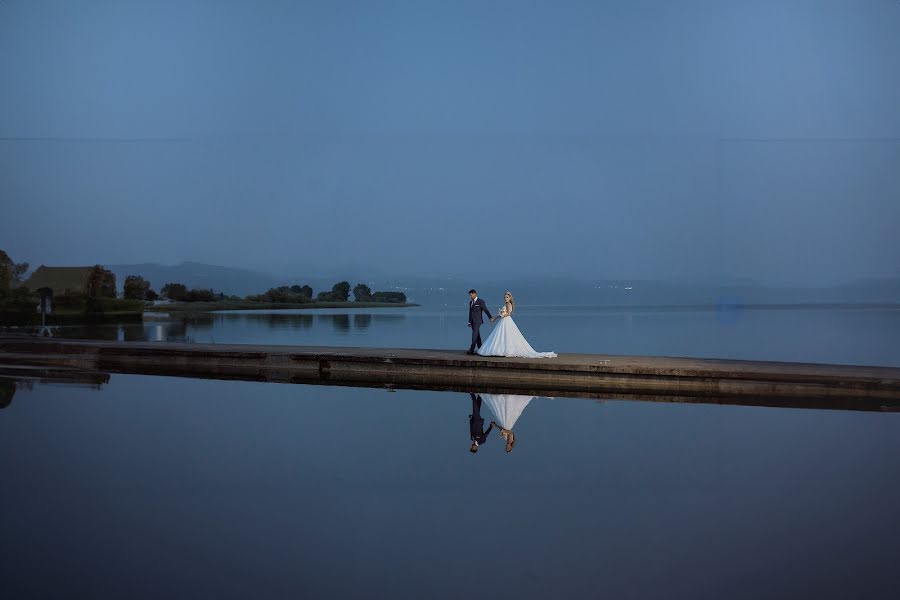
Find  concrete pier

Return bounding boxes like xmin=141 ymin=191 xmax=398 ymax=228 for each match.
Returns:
xmin=1 ymin=336 xmax=899 ymax=411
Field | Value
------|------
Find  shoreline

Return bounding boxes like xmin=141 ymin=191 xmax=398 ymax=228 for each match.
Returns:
xmin=523 ymin=302 xmax=900 ymax=311
xmin=145 ymin=301 xmax=420 ymax=313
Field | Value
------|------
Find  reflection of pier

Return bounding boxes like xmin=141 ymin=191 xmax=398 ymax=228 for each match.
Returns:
xmin=0 ymin=365 xmax=111 ymax=388
xmin=2 ymin=337 xmax=899 ymax=411
xmin=0 ymin=365 xmax=111 ymax=409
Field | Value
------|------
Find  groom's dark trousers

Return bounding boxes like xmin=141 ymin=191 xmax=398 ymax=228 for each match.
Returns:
xmin=469 ymin=393 xmax=494 ymax=444
xmin=468 ymin=297 xmax=493 ymax=353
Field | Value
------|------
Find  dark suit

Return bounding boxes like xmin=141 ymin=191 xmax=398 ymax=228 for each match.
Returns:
xmin=469 ymin=393 xmax=494 ymax=445
xmin=468 ymin=297 xmax=493 ymax=352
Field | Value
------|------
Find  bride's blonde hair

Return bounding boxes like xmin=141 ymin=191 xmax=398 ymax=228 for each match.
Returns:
xmin=505 ymin=291 xmax=515 ymax=314
xmin=502 ymin=429 xmax=516 ymax=452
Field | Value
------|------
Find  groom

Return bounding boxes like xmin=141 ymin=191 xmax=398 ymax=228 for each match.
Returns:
xmin=469 ymin=393 xmax=494 ymax=453
xmin=466 ymin=289 xmax=493 ymax=355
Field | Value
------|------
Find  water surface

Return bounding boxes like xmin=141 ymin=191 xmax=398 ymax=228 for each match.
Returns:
xmin=42 ymin=304 xmax=900 ymax=367
xmin=1 ymin=374 xmax=898 ymax=598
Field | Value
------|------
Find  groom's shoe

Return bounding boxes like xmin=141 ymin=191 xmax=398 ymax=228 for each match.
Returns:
xmin=465 ymin=350 xmax=475 ymax=355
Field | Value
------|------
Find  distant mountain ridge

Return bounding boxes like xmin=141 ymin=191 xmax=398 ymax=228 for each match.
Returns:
xmin=108 ymin=262 xmax=384 ymax=298
xmin=107 ymin=262 xmax=900 ymax=306
xmin=109 ymin=262 xmax=282 ymax=297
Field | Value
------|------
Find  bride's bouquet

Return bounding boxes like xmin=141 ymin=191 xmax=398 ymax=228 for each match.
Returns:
xmin=498 ymin=306 xmax=509 ymax=317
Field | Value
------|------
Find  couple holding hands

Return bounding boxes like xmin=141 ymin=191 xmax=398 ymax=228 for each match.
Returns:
xmin=466 ymin=289 xmax=556 ymax=359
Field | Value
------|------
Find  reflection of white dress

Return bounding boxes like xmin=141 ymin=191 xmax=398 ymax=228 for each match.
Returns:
xmin=481 ymin=394 xmax=534 ymax=430
xmin=477 ymin=310 xmax=557 ymax=358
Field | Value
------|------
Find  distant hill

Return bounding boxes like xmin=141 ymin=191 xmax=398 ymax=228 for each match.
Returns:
xmin=106 ymin=263 xmax=900 ymax=306
xmin=107 ymin=262 xmax=377 ymax=298
xmin=109 ymin=262 xmax=282 ymax=297
xmin=827 ymin=277 xmax=900 ymax=303
xmin=360 ymin=276 xmax=900 ymax=307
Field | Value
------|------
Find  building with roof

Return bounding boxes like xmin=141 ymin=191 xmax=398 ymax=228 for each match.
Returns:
xmin=25 ymin=266 xmax=103 ymax=297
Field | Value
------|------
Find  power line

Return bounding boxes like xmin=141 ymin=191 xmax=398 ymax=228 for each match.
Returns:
xmin=719 ymin=137 xmax=900 ymax=144
xmin=0 ymin=136 xmax=191 ymax=143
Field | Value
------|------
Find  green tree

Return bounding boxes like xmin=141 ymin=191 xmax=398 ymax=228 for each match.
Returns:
xmin=184 ymin=288 xmax=216 ymax=302
xmin=353 ymin=283 xmax=373 ymax=302
xmin=371 ymin=291 xmax=407 ymax=303
xmin=332 ymin=281 xmax=350 ymax=302
xmin=88 ymin=265 xmax=117 ymax=298
xmin=289 ymin=284 xmax=313 ymax=299
xmin=262 ymin=286 xmax=288 ymax=302
xmin=161 ymin=282 xmax=188 ymax=301
xmin=250 ymin=285 xmax=313 ymax=303
xmin=123 ymin=275 xmax=151 ymax=300
xmin=317 ymin=281 xmax=350 ymax=302
xmin=11 ymin=262 xmax=28 ymax=284
xmin=0 ymin=251 xmax=11 ymax=295
xmin=0 ymin=249 xmax=29 ymax=293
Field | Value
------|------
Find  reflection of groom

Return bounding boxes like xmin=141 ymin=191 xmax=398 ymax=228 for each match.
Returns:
xmin=466 ymin=289 xmax=493 ymax=355
xmin=469 ymin=393 xmax=494 ymax=453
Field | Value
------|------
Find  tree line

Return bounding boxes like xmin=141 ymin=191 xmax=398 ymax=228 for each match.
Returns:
xmin=245 ymin=281 xmax=407 ymax=304
xmin=127 ymin=277 xmax=407 ymax=304
xmin=0 ymin=250 xmax=34 ymax=320
xmin=1 ymin=252 xmax=142 ymax=323
xmin=2 ymin=250 xmax=408 ymax=308
xmin=2 ymin=252 xmax=121 ymax=302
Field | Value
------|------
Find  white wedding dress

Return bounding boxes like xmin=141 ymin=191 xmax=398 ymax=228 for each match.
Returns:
xmin=477 ymin=307 xmax=557 ymax=358
xmin=481 ymin=394 xmax=534 ymax=430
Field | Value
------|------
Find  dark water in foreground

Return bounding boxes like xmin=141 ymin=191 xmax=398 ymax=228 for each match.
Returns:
xmin=1 ymin=374 xmax=898 ymax=599
xmin=47 ymin=304 xmax=900 ymax=366
xmin=3 ymin=305 xmax=898 ymax=597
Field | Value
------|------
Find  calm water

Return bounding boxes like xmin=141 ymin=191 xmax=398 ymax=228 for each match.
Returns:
xmin=48 ymin=304 xmax=900 ymax=366
xmin=3 ymin=305 xmax=899 ymax=597
xmin=1 ymin=374 xmax=898 ymax=599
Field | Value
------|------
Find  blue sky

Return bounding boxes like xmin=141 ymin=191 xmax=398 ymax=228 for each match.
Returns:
xmin=1 ymin=0 xmax=898 ymax=284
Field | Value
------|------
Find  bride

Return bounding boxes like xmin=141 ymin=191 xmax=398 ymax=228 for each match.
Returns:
xmin=481 ymin=393 xmax=535 ymax=453
xmin=477 ymin=291 xmax=557 ymax=358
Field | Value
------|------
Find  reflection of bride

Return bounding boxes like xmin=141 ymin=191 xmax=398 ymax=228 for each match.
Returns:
xmin=477 ymin=291 xmax=556 ymax=358
xmin=481 ymin=393 xmax=535 ymax=453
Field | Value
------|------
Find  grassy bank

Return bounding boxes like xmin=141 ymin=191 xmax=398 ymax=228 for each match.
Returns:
xmin=1 ymin=298 xmax=144 ymax=325
xmin=145 ymin=301 xmax=419 ymax=313
xmin=54 ymin=301 xmax=145 ymax=321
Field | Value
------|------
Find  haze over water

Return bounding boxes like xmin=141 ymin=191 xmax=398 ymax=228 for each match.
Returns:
xmin=44 ymin=302 xmax=900 ymax=368
xmin=2 ymin=0 xmax=899 ymax=285
xmin=2 ymin=1 xmax=899 ymax=598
